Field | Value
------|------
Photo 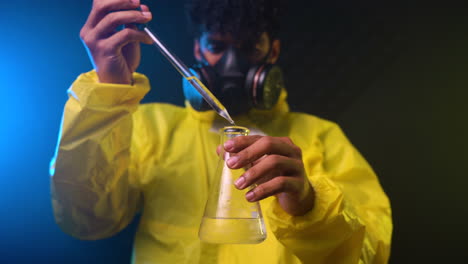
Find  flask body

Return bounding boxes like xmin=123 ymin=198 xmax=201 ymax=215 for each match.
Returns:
xmin=199 ymin=126 xmax=267 ymax=244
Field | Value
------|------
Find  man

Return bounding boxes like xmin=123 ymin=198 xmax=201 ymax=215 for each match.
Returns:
xmin=50 ymin=0 xmax=392 ymax=263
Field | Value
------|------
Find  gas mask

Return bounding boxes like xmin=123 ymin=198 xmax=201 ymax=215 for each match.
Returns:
xmin=183 ymin=46 xmax=284 ymax=116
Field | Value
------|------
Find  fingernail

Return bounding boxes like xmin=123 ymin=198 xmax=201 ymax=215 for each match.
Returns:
xmin=224 ymin=140 xmax=234 ymax=151
xmin=246 ymin=191 xmax=255 ymax=201
xmin=234 ymin=176 xmax=245 ymax=188
xmin=131 ymin=0 xmax=139 ymax=4
xmin=227 ymin=156 xmax=239 ymax=167
xmin=142 ymin=11 xmax=151 ymax=18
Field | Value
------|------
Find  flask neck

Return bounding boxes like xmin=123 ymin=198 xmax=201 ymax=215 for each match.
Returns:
xmin=221 ymin=126 xmax=250 ymax=140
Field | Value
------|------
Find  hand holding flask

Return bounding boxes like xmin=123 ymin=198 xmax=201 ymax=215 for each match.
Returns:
xmin=199 ymin=126 xmax=267 ymax=244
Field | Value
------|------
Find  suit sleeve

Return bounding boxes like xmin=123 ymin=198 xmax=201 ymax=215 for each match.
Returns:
xmin=266 ymin=122 xmax=392 ymax=264
xmin=49 ymin=71 xmax=150 ymax=240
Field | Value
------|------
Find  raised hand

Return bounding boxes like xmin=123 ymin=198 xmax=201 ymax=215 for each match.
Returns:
xmin=80 ymin=0 xmax=153 ymax=84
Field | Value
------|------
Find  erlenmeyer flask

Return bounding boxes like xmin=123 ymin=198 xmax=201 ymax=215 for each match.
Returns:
xmin=199 ymin=126 xmax=267 ymax=244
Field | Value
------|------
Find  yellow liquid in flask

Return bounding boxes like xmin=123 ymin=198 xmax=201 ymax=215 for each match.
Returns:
xmin=199 ymin=217 xmax=266 ymax=244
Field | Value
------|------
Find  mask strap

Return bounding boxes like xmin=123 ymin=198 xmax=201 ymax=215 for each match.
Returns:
xmin=261 ymin=40 xmax=274 ymax=64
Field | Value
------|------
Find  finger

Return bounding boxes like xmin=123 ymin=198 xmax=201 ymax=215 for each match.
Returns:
xmin=234 ymin=155 xmax=303 ymax=189
xmin=225 ymin=136 xmax=298 ymax=152
xmin=87 ymin=0 xmax=141 ymax=29
xmin=226 ymin=136 xmax=302 ymax=169
xmin=139 ymin=4 xmax=149 ymax=12
xmin=223 ymin=135 xmax=262 ymax=152
xmin=93 ymin=10 xmax=151 ymax=39
xmin=98 ymin=28 xmax=152 ymax=55
xmin=245 ymin=176 xmax=301 ymax=202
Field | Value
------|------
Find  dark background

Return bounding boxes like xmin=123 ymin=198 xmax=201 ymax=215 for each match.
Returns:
xmin=1 ymin=0 xmax=467 ymax=263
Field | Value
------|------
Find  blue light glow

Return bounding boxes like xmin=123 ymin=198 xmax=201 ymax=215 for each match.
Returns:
xmin=0 ymin=1 xmax=182 ymax=263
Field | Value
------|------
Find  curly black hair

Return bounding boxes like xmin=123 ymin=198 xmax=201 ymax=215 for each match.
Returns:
xmin=185 ymin=0 xmax=282 ymax=45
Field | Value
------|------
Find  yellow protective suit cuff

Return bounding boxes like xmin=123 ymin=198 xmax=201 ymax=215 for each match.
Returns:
xmin=69 ymin=70 xmax=150 ymax=108
xmin=266 ymin=173 xmax=344 ymax=239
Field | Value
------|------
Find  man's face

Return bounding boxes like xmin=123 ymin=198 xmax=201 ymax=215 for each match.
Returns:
xmin=186 ymin=31 xmax=281 ymax=115
xmin=194 ymin=32 xmax=280 ymax=66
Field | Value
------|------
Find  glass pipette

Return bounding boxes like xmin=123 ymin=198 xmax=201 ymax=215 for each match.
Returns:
xmin=142 ymin=26 xmax=235 ymax=125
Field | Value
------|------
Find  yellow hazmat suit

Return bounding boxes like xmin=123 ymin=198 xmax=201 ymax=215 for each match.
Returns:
xmin=50 ymin=71 xmax=392 ymax=264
